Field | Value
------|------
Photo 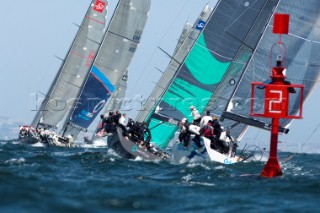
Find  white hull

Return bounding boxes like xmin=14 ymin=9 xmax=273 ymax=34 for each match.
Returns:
xmin=170 ymin=135 xmax=241 ymax=164
xmin=19 ymin=133 xmax=74 ymax=148
xmin=203 ymin=137 xmax=241 ymax=164
xmin=47 ymin=135 xmax=74 ymax=147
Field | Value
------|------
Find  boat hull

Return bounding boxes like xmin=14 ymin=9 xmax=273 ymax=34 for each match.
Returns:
xmin=107 ymin=127 xmax=169 ymax=161
xmin=19 ymin=135 xmax=39 ymax=144
xmin=19 ymin=133 xmax=74 ymax=148
xmin=171 ymin=135 xmax=241 ymax=164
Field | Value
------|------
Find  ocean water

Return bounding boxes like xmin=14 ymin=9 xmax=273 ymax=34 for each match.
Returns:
xmin=0 ymin=140 xmax=319 ymax=213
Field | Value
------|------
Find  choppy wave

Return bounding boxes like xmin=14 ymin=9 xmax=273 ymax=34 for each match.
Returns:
xmin=0 ymin=140 xmax=319 ymax=213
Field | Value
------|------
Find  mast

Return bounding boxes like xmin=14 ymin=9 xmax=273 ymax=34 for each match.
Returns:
xmin=201 ymin=0 xmax=280 ymax=139
xmin=63 ymin=0 xmax=151 ymax=139
xmin=135 ymin=4 xmax=214 ymax=123
xmin=34 ymin=0 xmax=108 ymax=129
xmin=223 ymin=2 xmax=279 ymax=114
xmin=31 ymin=2 xmax=96 ymax=128
xmin=135 ymin=21 xmax=193 ymax=123
xmin=225 ymin=0 xmax=320 ymax=140
xmin=60 ymin=0 xmax=121 ymax=137
xmin=146 ymin=0 xmax=280 ymax=149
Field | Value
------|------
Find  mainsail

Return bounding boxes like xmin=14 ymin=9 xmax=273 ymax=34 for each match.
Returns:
xmin=221 ymin=0 xmax=320 ymax=140
xmin=135 ymin=5 xmax=213 ymax=124
xmin=146 ymin=0 xmax=280 ymax=149
xmin=103 ymin=69 xmax=129 ymax=113
xmin=62 ymin=0 xmax=151 ymax=138
xmin=31 ymin=1 xmax=108 ymax=128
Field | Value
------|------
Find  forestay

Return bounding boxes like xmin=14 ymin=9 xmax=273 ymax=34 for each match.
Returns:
xmin=135 ymin=5 xmax=213 ymax=123
xmin=63 ymin=0 xmax=151 ymax=138
xmin=31 ymin=1 xmax=108 ymax=128
xmin=147 ymin=0 xmax=280 ymax=149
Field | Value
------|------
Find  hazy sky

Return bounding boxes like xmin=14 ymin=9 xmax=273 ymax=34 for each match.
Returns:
xmin=0 ymin=0 xmax=319 ymax=153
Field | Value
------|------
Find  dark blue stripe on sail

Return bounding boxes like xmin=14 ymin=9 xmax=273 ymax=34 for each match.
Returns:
xmin=91 ymin=66 xmax=115 ymax=93
xmin=71 ymin=67 xmax=113 ymax=129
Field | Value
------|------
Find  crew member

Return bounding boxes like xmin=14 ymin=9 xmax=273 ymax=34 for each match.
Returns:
xmin=189 ymin=106 xmax=201 ymax=126
xmin=178 ymin=118 xmax=192 ymax=147
xmin=200 ymin=110 xmax=212 ymax=127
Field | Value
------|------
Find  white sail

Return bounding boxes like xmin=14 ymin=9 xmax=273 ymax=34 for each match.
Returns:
xmin=223 ymin=0 xmax=320 ymax=140
xmin=144 ymin=0 xmax=280 ymax=149
xmin=135 ymin=5 xmax=213 ymax=123
xmin=32 ymin=1 xmax=109 ymax=128
xmin=63 ymin=0 xmax=151 ymax=138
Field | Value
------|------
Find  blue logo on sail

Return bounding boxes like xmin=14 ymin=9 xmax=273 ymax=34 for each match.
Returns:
xmin=196 ymin=20 xmax=206 ymax=31
xmin=132 ymin=146 xmax=139 ymax=152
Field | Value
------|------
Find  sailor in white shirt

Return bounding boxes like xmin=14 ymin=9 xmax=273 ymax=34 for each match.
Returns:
xmin=189 ymin=105 xmax=201 ymax=125
xmin=119 ymin=113 xmax=127 ymax=126
xmin=200 ymin=111 xmax=212 ymax=127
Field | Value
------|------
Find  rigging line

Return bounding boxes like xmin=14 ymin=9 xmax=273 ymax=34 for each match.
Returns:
xmin=301 ymin=121 xmax=320 ymax=150
xmin=155 ymin=67 xmax=164 ymax=74
xmin=193 ymin=42 xmax=234 ymax=61
xmin=87 ymin=37 xmax=102 ymax=45
xmin=286 ymin=77 xmax=320 ymax=83
xmin=108 ymin=31 xmax=140 ymax=44
xmin=63 ymin=80 xmax=82 ymax=89
xmin=37 ymin=90 xmax=48 ymax=97
xmin=224 ymin=30 xmax=254 ymax=51
xmin=54 ymin=55 xmax=65 ymax=62
xmin=254 ymin=48 xmax=320 ymax=67
xmin=157 ymin=46 xmax=182 ymax=65
xmin=224 ymin=0 xmax=261 ymax=33
xmin=268 ymin=24 xmax=320 ymax=44
xmin=281 ymin=122 xmax=320 ymax=163
xmin=131 ymin=0 xmax=192 ymax=96
xmin=253 ymin=129 xmax=261 ymax=145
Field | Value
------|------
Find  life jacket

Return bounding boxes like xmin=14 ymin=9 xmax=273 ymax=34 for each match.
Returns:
xmin=202 ymin=124 xmax=214 ymax=138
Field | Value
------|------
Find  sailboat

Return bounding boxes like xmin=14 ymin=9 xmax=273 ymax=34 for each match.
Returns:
xmin=172 ymin=0 xmax=320 ymax=164
xmin=89 ymin=4 xmax=195 ymax=145
xmin=136 ymin=6 xmax=212 ymax=123
xmin=218 ymin=0 xmax=320 ymax=140
xmin=58 ymin=0 xmax=151 ymax=142
xmin=93 ymin=0 xmax=320 ymax=163
xmin=132 ymin=0 xmax=279 ymax=164
xmin=21 ymin=0 xmax=151 ymax=147
xmin=19 ymin=0 xmax=109 ymax=146
xmin=103 ymin=4 xmax=213 ymax=160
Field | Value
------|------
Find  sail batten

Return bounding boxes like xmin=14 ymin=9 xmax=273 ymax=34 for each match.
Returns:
xmin=226 ymin=0 xmax=320 ymax=140
xmin=32 ymin=1 xmax=109 ymax=128
xmin=143 ymin=0 xmax=280 ymax=149
xmin=135 ymin=5 xmax=214 ymax=123
xmin=63 ymin=0 xmax=151 ymax=138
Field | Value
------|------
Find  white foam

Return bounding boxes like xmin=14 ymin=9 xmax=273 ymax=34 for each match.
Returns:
xmin=78 ymin=139 xmax=108 ymax=148
xmin=107 ymin=148 xmax=121 ymax=158
xmin=53 ymin=152 xmax=75 ymax=157
xmin=133 ymin=156 xmax=143 ymax=161
xmin=178 ymin=156 xmax=190 ymax=164
xmin=187 ymin=162 xmax=211 ymax=170
xmin=214 ymin=165 xmax=225 ymax=170
xmin=181 ymin=174 xmax=193 ymax=182
xmin=189 ymin=181 xmax=215 ymax=186
xmin=31 ymin=142 xmax=45 ymax=147
xmin=5 ymin=157 xmax=26 ymax=164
